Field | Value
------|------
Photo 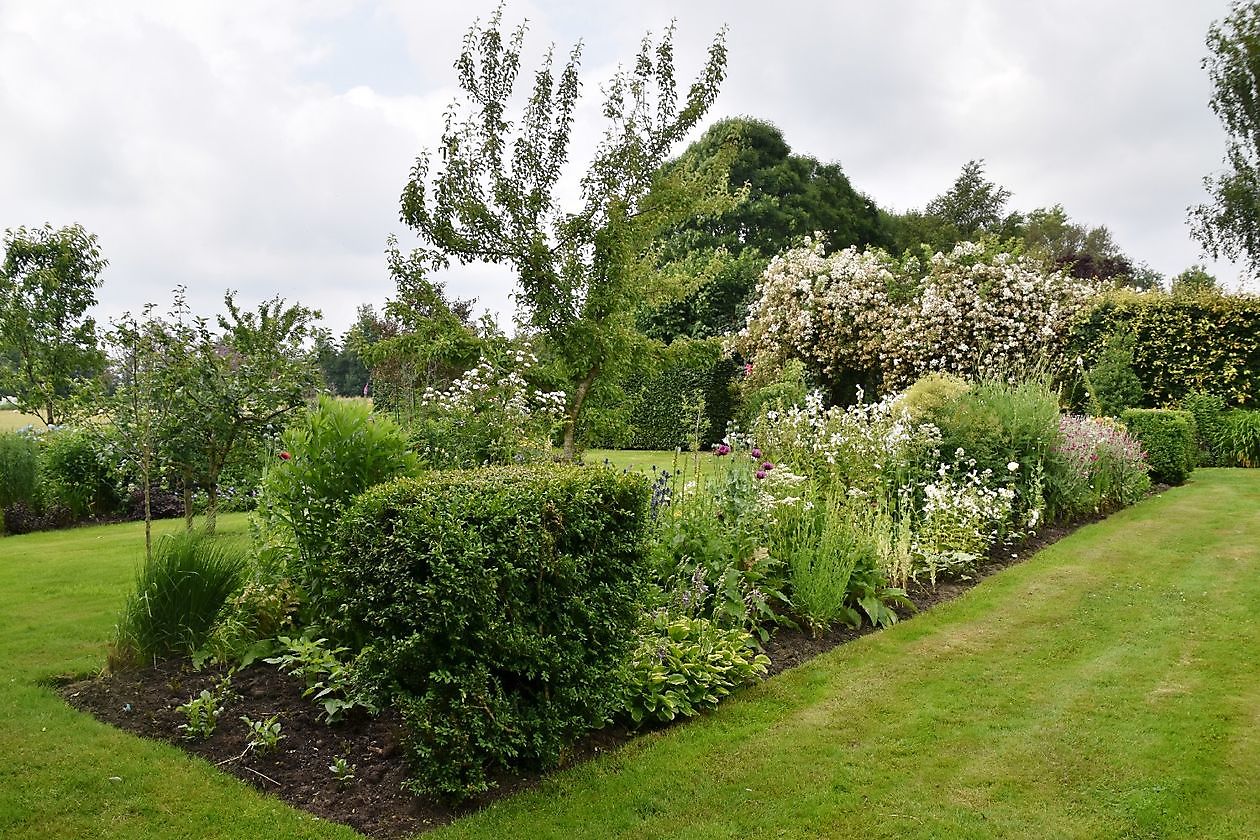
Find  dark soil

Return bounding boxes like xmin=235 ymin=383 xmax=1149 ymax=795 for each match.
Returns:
xmin=59 ymin=516 xmax=1094 ymax=838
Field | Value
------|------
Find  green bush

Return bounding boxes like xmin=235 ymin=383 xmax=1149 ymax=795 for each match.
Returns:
xmin=260 ymin=395 xmax=418 ymax=601
xmin=621 ymin=610 xmax=768 ymax=727
xmin=0 ymin=430 xmax=40 ymax=511
xmin=1120 ymin=409 xmax=1196 ymax=485
xmin=1219 ymin=410 xmax=1260 ymax=467
xmin=328 ymin=466 xmax=650 ymax=798
xmin=1084 ymin=331 xmax=1144 ymax=417
xmin=39 ymin=428 xmax=124 ymax=520
xmin=111 ymin=532 xmax=247 ymax=668
xmin=1180 ymin=391 xmax=1230 ymax=466
xmin=894 ymin=372 xmax=971 ymax=424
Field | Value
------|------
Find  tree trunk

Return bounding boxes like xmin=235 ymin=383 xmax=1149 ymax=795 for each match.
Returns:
xmin=560 ymin=365 xmax=600 ymax=462
xmin=142 ymin=447 xmax=153 ymax=562
xmin=181 ymin=467 xmax=194 ymax=531
xmin=205 ymin=462 xmax=221 ymax=535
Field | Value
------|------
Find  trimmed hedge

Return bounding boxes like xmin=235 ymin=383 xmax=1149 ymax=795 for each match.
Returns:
xmin=327 ymin=466 xmax=650 ymax=798
xmin=618 ymin=338 xmax=739 ymax=451
xmin=1070 ymin=291 xmax=1260 ymax=407
xmin=1121 ymin=408 xmax=1196 ymax=485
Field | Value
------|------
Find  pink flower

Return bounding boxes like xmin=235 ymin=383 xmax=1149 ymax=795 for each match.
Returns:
xmin=278 ymin=451 xmax=292 ymax=461
xmin=751 ymin=448 xmax=763 ymax=459
xmin=715 ymin=444 xmax=731 ymax=456
xmin=755 ymin=470 xmax=767 ymax=480
xmin=761 ymin=461 xmax=774 ymax=471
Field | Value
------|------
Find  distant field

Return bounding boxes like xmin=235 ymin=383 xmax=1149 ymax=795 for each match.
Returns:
xmin=0 ymin=409 xmax=41 ymax=432
xmin=583 ymin=447 xmax=717 ymax=478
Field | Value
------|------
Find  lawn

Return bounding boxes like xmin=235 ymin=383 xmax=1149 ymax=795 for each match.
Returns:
xmin=0 ymin=408 xmax=42 ymax=431
xmin=584 ymin=447 xmax=717 ymax=478
xmin=2 ymin=471 xmax=1259 ymax=838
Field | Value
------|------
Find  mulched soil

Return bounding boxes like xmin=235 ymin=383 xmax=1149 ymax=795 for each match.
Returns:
xmin=58 ymin=513 xmax=1102 ymax=838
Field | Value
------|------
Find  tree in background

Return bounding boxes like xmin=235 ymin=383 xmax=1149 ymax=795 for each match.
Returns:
xmin=1170 ymin=264 xmax=1222 ymax=295
xmin=0 ymin=224 xmax=107 ymax=426
xmin=639 ymin=118 xmax=892 ymax=342
xmin=1191 ymin=1 xmax=1260 ymax=274
xmin=1021 ymin=204 xmax=1135 ymax=285
xmin=396 ymin=10 xmax=732 ymax=458
xmin=892 ymin=160 xmax=1024 ymax=254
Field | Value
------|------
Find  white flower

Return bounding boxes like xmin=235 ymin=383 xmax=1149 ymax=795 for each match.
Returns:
xmin=1007 ymin=461 xmax=1019 ymax=472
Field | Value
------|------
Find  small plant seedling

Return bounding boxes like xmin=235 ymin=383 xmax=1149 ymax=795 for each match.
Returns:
xmin=241 ymin=714 xmax=284 ymax=754
xmin=329 ymin=756 xmax=356 ymax=786
xmin=176 ymin=689 xmax=223 ymax=740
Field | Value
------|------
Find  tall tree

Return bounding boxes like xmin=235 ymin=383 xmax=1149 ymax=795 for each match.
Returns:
xmin=397 ymin=9 xmax=731 ymax=458
xmin=639 ymin=117 xmax=892 ymax=341
xmin=1190 ymin=1 xmax=1260 ymax=273
xmin=0 ymin=224 xmax=107 ymax=425
xmin=893 ymin=159 xmax=1023 ymax=254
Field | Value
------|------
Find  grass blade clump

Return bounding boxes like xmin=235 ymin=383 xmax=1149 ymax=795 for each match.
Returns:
xmin=111 ymin=531 xmax=246 ymax=668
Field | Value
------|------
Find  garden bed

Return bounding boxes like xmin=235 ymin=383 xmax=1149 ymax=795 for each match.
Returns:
xmin=59 ymin=516 xmax=1095 ymax=839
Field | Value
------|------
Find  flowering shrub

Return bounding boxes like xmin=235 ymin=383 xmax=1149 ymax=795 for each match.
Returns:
xmin=913 ymin=461 xmax=1015 ymax=585
xmin=411 ymin=349 xmax=566 ymax=467
xmin=736 ymin=239 xmax=1097 ymax=395
xmin=1047 ymin=415 xmax=1151 ymax=518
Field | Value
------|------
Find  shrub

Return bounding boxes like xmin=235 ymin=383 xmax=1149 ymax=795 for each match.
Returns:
xmin=1084 ymin=331 xmax=1143 ymax=417
xmin=110 ymin=532 xmax=247 ymax=668
xmin=1180 ymin=391 xmax=1230 ymax=466
xmin=260 ymin=394 xmax=419 ymax=600
xmin=621 ymin=610 xmax=768 ymax=726
xmin=39 ymin=428 xmax=124 ymax=520
xmin=1120 ymin=409 xmax=1196 ymax=485
xmin=1219 ymin=410 xmax=1260 ymax=467
xmin=1046 ymin=415 xmax=1151 ymax=519
xmin=0 ymin=431 xmax=40 ymax=528
xmin=894 ymin=372 xmax=970 ymax=424
xmin=328 ymin=466 xmax=650 ymax=798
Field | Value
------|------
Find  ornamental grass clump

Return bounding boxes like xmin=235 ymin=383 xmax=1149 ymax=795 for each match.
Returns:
xmin=110 ymin=532 xmax=247 ymax=668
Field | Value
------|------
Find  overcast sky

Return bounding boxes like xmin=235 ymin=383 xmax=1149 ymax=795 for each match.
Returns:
xmin=0 ymin=0 xmax=1250 ymax=337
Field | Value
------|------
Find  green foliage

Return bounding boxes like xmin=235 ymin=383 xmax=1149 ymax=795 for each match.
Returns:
xmin=241 ymin=715 xmax=284 ymax=754
xmin=1120 ymin=409 xmax=1197 ymax=485
xmin=615 ymin=338 xmax=738 ymax=450
xmin=176 ymin=689 xmax=224 ymax=740
xmin=621 ymin=610 xmax=768 ymax=726
xmin=893 ymin=160 xmax=1023 ymax=253
xmin=0 ymin=431 xmax=40 ymax=512
xmin=894 ymin=373 xmax=971 ymax=424
xmin=1084 ymin=331 xmax=1144 ymax=417
xmin=773 ymin=490 xmax=877 ymax=634
xmin=1219 ymin=409 xmax=1260 ymax=466
xmin=1171 ymin=264 xmax=1222 ymax=296
xmin=737 ymin=359 xmax=808 ymax=430
xmin=1180 ymin=391 xmax=1231 ymax=465
xmin=1190 ymin=2 xmax=1260 ymax=272
xmin=39 ymin=427 xmax=124 ymax=520
xmin=0 ymin=223 xmax=108 ymax=426
xmin=397 ymin=9 xmax=732 ymax=457
xmin=1068 ymin=287 xmax=1260 ymax=409
xmin=328 ymin=466 xmax=650 ymax=798
xmin=111 ymin=532 xmax=247 ymax=667
xmin=260 ymin=395 xmax=418 ymax=599
xmin=264 ymin=635 xmax=376 ymax=722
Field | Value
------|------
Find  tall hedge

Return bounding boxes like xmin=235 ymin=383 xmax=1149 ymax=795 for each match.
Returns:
xmin=1120 ymin=408 xmax=1196 ymax=486
xmin=1070 ymin=291 xmax=1260 ymax=407
xmin=625 ymin=337 xmax=739 ymax=450
xmin=327 ymin=466 xmax=650 ymax=798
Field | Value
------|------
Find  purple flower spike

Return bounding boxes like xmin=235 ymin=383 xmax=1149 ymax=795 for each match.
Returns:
xmin=755 ymin=470 xmax=767 ymax=480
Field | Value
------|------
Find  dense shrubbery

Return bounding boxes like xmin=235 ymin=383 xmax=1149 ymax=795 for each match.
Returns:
xmin=39 ymin=428 xmax=125 ymax=520
xmin=0 ymin=431 xmax=40 ymax=531
xmin=1120 ymin=409 xmax=1196 ymax=485
xmin=622 ymin=338 xmax=739 ymax=450
xmin=326 ymin=466 xmax=650 ymax=798
xmin=1180 ymin=391 xmax=1230 ymax=466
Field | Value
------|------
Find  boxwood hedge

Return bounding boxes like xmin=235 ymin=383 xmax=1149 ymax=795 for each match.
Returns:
xmin=326 ymin=465 xmax=650 ymax=798
xmin=1120 ymin=408 xmax=1197 ymax=486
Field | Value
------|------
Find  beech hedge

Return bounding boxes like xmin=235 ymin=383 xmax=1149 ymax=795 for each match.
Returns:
xmin=327 ymin=465 xmax=650 ymax=798
xmin=1070 ymin=292 xmax=1260 ymax=407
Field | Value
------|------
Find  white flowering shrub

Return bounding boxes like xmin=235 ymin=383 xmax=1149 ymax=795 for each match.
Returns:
xmin=412 ymin=349 xmax=567 ymax=467
xmin=737 ymin=239 xmax=1098 ymax=394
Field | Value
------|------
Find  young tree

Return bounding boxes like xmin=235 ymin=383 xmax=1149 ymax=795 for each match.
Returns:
xmin=0 ymin=224 xmax=108 ymax=425
xmin=172 ymin=292 xmax=322 ymax=533
xmin=1190 ymin=1 xmax=1260 ymax=273
xmin=397 ymin=9 xmax=731 ymax=458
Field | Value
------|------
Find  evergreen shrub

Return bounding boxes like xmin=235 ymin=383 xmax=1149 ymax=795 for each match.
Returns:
xmin=1120 ymin=408 xmax=1196 ymax=485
